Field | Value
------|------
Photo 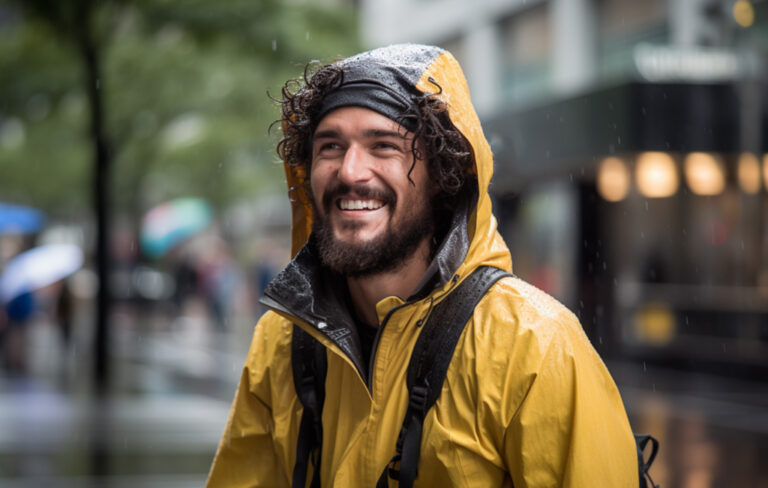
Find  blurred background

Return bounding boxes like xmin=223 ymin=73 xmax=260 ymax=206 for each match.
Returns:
xmin=1 ymin=0 xmax=767 ymax=486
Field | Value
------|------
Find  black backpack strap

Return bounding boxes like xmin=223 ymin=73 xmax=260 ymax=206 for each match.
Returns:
xmin=292 ymin=325 xmax=327 ymax=488
xmin=635 ymin=434 xmax=659 ymax=488
xmin=377 ymin=266 xmax=512 ymax=488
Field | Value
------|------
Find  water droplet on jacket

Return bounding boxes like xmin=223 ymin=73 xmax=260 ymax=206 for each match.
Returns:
xmin=318 ymin=321 xmax=327 ymax=329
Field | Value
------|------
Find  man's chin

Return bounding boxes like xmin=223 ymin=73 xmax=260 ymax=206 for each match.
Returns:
xmin=329 ymin=223 xmax=387 ymax=246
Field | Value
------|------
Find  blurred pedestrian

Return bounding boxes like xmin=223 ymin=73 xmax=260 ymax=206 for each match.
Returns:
xmin=2 ymin=290 xmax=35 ymax=373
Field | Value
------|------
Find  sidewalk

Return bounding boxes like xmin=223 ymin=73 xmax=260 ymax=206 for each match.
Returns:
xmin=0 ymin=312 xmax=247 ymax=487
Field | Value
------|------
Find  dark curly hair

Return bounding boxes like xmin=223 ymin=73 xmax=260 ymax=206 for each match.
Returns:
xmin=275 ymin=62 xmax=475 ymax=204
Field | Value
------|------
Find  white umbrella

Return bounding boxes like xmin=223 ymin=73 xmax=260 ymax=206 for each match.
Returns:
xmin=0 ymin=244 xmax=84 ymax=304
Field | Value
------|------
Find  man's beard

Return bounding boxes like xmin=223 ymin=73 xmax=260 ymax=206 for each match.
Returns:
xmin=313 ymin=182 xmax=435 ymax=277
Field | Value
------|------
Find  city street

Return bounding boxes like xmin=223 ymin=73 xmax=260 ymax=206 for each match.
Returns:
xmin=1 ymin=311 xmax=767 ymax=487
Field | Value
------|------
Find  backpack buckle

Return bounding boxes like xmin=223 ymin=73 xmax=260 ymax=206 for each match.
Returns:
xmin=409 ymin=384 xmax=429 ymax=413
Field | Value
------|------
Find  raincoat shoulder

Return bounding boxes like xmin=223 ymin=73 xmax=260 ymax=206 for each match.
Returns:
xmin=207 ymin=311 xmax=297 ymax=488
xmin=427 ymin=275 xmax=638 ymax=487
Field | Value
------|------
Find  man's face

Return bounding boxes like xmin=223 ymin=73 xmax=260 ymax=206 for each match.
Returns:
xmin=310 ymin=106 xmax=434 ymax=276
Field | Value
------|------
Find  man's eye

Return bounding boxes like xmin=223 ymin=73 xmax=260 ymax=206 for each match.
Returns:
xmin=373 ymin=142 xmax=401 ymax=151
xmin=318 ymin=142 xmax=342 ymax=152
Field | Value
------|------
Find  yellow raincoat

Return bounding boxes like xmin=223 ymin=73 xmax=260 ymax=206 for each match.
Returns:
xmin=208 ymin=45 xmax=637 ymax=487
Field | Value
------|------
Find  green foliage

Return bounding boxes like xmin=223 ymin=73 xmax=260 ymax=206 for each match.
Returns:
xmin=0 ymin=0 xmax=360 ymax=219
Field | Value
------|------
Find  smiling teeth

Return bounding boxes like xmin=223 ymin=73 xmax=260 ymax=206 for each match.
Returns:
xmin=339 ymin=199 xmax=383 ymax=210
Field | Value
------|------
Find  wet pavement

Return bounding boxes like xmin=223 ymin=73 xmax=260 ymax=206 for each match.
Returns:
xmin=1 ymin=312 xmax=767 ymax=487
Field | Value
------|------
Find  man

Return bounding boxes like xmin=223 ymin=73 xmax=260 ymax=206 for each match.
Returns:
xmin=208 ymin=44 xmax=637 ymax=487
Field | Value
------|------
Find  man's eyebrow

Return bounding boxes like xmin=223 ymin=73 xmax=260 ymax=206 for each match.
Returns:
xmin=313 ymin=128 xmax=409 ymax=141
xmin=313 ymin=129 xmax=340 ymax=141
xmin=362 ymin=129 xmax=407 ymax=139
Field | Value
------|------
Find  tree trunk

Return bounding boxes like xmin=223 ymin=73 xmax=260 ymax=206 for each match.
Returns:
xmin=76 ymin=15 xmax=111 ymax=395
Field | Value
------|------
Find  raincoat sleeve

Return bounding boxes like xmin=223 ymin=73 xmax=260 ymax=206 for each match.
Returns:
xmin=503 ymin=314 xmax=637 ymax=487
xmin=207 ymin=316 xmax=293 ymax=488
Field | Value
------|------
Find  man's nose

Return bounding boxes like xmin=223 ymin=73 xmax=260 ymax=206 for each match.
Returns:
xmin=338 ymin=144 xmax=373 ymax=184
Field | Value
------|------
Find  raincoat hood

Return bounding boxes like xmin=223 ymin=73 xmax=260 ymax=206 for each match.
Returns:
xmin=283 ymin=44 xmax=512 ymax=285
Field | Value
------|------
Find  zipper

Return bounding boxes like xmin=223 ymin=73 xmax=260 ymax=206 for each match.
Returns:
xmin=365 ymin=273 xmax=462 ymax=397
xmin=366 ymin=302 xmax=408 ymax=395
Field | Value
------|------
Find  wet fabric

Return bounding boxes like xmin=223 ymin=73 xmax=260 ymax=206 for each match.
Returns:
xmin=207 ymin=43 xmax=637 ymax=487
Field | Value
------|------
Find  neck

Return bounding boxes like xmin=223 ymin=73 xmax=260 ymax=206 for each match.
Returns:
xmin=346 ymin=237 xmax=431 ymax=327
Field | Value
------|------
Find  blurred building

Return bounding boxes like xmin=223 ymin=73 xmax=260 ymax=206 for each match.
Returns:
xmin=360 ymin=0 xmax=768 ymax=372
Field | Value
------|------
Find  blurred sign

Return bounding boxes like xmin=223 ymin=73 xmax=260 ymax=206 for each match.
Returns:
xmin=634 ymin=44 xmax=741 ymax=82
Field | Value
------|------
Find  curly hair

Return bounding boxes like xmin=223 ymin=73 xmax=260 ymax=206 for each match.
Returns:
xmin=275 ymin=62 xmax=475 ymax=203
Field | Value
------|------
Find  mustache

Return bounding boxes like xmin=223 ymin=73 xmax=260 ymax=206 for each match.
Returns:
xmin=321 ymin=182 xmax=396 ymax=211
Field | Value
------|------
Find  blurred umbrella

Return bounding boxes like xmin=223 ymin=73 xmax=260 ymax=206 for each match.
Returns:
xmin=0 ymin=244 xmax=84 ymax=304
xmin=141 ymin=198 xmax=213 ymax=258
xmin=0 ymin=202 xmax=45 ymax=234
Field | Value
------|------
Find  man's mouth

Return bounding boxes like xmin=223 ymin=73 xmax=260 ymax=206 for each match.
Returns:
xmin=337 ymin=199 xmax=384 ymax=211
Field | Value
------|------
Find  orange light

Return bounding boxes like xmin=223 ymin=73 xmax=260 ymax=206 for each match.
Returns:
xmin=738 ymin=153 xmax=761 ymax=194
xmin=635 ymin=152 xmax=678 ymax=198
xmin=733 ymin=0 xmax=755 ymax=28
xmin=684 ymin=152 xmax=725 ymax=195
xmin=597 ymin=157 xmax=630 ymax=202
xmin=763 ymin=154 xmax=768 ymax=189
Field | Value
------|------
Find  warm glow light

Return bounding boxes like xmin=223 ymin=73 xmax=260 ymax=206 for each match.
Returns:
xmin=738 ymin=153 xmax=761 ymax=194
xmin=635 ymin=152 xmax=678 ymax=198
xmin=763 ymin=154 xmax=768 ymax=189
xmin=597 ymin=157 xmax=630 ymax=202
xmin=684 ymin=152 xmax=725 ymax=195
xmin=733 ymin=0 xmax=755 ymax=28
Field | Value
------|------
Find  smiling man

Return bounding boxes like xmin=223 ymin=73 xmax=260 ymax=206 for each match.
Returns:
xmin=207 ymin=44 xmax=638 ymax=487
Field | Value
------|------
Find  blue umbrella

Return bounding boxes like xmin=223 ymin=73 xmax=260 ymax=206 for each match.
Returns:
xmin=140 ymin=198 xmax=213 ymax=258
xmin=0 ymin=203 xmax=44 ymax=234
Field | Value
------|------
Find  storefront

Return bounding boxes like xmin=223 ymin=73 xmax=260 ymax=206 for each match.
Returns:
xmin=487 ymin=79 xmax=768 ymax=371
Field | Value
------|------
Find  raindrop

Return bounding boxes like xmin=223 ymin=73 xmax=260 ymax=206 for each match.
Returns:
xmin=598 ymin=336 xmax=603 ymax=344
xmin=652 ymin=383 xmax=656 ymax=392
xmin=617 ymin=136 xmax=621 ymax=144
xmin=640 ymin=231 xmax=645 ymax=239
xmin=95 ymin=78 xmax=100 ymax=89
xmin=643 ymin=361 xmax=647 ymax=372
xmin=306 ymin=31 xmax=310 ymax=41
xmin=741 ymin=240 xmax=745 ymax=250
xmin=602 ymin=261 xmax=607 ymax=270
xmin=685 ymin=315 xmax=689 ymax=325
xmin=272 ymin=40 xmax=277 ymax=51
xmin=645 ymin=201 xmax=649 ymax=211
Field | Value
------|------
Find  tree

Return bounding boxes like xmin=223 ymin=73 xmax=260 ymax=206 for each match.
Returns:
xmin=0 ymin=0 xmax=360 ymax=390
